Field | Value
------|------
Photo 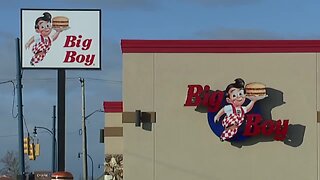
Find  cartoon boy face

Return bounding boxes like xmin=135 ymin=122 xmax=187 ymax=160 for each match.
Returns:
xmin=226 ymin=87 xmax=246 ymax=107
xmin=36 ymin=20 xmax=52 ymax=37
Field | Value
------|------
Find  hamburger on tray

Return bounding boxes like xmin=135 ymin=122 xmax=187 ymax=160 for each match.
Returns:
xmin=245 ymin=82 xmax=268 ymax=101
xmin=52 ymin=16 xmax=70 ymax=31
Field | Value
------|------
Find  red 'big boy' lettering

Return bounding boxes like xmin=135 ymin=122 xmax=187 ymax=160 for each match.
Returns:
xmin=63 ymin=35 xmax=95 ymax=66
xmin=243 ymin=114 xmax=262 ymax=136
xmin=243 ymin=114 xmax=289 ymax=141
xmin=64 ymin=35 xmax=92 ymax=50
xmin=207 ymin=91 xmax=224 ymax=112
xmin=274 ymin=120 xmax=289 ymax=141
xmin=184 ymin=85 xmax=203 ymax=106
xmin=64 ymin=51 xmax=95 ymax=66
xmin=184 ymin=85 xmax=224 ymax=112
xmin=261 ymin=120 xmax=275 ymax=136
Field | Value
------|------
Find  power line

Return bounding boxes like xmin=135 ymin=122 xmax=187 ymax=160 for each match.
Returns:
xmin=85 ymin=77 xmax=122 ymax=83
xmin=11 ymin=81 xmax=17 ymax=118
xmin=23 ymin=116 xmax=29 ymax=135
xmin=21 ymin=77 xmax=122 ymax=84
xmin=0 ymin=80 xmax=18 ymax=119
xmin=0 ymin=80 xmax=14 ymax=85
xmin=0 ymin=134 xmax=19 ymax=138
xmin=22 ymin=77 xmax=122 ymax=82
xmin=0 ymin=80 xmax=32 ymax=139
xmin=0 ymin=130 xmax=79 ymax=138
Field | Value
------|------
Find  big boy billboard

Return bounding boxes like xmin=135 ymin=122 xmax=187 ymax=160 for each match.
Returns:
xmin=21 ymin=9 xmax=101 ymax=69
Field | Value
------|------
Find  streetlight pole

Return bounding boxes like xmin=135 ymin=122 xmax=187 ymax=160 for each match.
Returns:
xmin=78 ymin=153 xmax=94 ymax=180
xmin=86 ymin=109 xmax=103 ymax=120
xmin=87 ymin=154 xmax=94 ymax=180
xmin=80 ymin=78 xmax=88 ymax=180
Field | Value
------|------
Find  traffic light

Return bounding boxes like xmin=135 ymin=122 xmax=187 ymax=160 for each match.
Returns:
xmin=23 ymin=137 xmax=30 ymax=154
xmin=28 ymin=143 xmax=36 ymax=160
xmin=35 ymin=143 xmax=40 ymax=157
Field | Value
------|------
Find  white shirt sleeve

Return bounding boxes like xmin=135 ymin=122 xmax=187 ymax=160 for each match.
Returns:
xmin=34 ymin=34 xmax=41 ymax=44
xmin=223 ymin=105 xmax=233 ymax=116
xmin=242 ymin=106 xmax=247 ymax=114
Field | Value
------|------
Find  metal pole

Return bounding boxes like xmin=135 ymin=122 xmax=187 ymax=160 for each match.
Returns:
xmin=87 ymin=154 xmax=94 ymax=180
xmin=16 ymin=38 xmax=25 ymax=180
xmin=52 ymin=105 xmax=56 ymax=172
xmin=80 ymin=78 xmax=88 ymax=180
xmin=91 ymin=156 xmax=93 ymax=180
xmin=57 ymin=69 xmax=66 ymax=171
xmin=35 ymin=126 xmax=53 ymax=135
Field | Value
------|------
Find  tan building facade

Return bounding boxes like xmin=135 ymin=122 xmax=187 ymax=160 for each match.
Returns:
xmin=103 ymin=101 xmax=123 ymax=180
xmin=106 ymin=40 xmax=320 ymax=180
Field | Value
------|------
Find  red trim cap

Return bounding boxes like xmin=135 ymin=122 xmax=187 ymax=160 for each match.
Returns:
xmin=104 ymin=101 xmax=123 ymax=113
xmin=121 ymin=39 xmax=320 ymax=53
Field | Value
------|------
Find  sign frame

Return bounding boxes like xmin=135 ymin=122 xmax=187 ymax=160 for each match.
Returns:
xmin=20 ymin=8 xmax=101 ymax=70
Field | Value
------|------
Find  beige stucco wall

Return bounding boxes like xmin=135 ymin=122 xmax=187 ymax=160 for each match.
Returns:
xmin=318 ymin=54 xmax=320 ymax=111
xmin=123 ymin=53 xmax=155 ymax=180
xmin=104 ymin=113 xmax=123 ymax=154
xmin=123 ymin=52 xmax=318 ymax=180
xmin=317 ymin=54 xmax=320 ymax=180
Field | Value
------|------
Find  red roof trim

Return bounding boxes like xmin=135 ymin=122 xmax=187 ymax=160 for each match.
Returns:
xmin=121 ymin=40 xmax=320 ymax=53
xmin=103 ymin=101 xmax=123 ymax=113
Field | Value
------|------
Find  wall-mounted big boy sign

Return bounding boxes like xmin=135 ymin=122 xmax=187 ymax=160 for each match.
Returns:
xmin=184 ymin=78 xmax=291 ymax=143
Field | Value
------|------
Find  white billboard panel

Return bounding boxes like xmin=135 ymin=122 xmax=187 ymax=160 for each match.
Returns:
xmin=21 ymin=9 xmax=101 ymax=69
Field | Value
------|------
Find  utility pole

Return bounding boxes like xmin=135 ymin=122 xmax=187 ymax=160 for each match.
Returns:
xmin=16 ymin=38 xmax=25 ymax=180
xmin=80 ymin=78 xmax=88 ymax=180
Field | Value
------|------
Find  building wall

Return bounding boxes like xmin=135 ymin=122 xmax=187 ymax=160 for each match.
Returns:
xmin=103 ymin=102 xmax=124 ymax=179
xmin=317 ymin=56 xmax=320 ymax=180
xmin=104 ymin=113 xmax=123 ymax=154
xmin=123 ymin=53 xmax=155 ymax=180
xmin=122 ymin=41 xmax=320 ymax=180
xmin=103 ymin=102 xmax=123 ymax=154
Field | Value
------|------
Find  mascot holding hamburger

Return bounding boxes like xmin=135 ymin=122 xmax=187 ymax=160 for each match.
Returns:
xmin=25 ymin=12 xmax=69 ymax=66
xmin=214 ymin=78 xmax=267 ymax=141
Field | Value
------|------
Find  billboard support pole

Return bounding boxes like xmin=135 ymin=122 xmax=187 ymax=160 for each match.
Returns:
xmin=16 ymin=38 xmax=25 ymax=180
xmin=52 ymin=105 xmax=57 ymax=172
xmin=57 ymin=69 xmax=66 ymax=171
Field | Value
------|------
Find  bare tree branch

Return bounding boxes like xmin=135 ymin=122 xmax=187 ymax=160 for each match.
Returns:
xmin=0 ymin=150 xmax=30 ymax=179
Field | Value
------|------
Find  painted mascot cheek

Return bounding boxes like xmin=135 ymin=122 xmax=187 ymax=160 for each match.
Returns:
xmin=42 ymin=26 xmax=52 ymax=36
xmin=234 ymin=97 xmax=245 ymax=107
xmin=37 ymin=22 xmax=52 ymax=36
xmin=229 ymin=90 xmax=245 ymax=107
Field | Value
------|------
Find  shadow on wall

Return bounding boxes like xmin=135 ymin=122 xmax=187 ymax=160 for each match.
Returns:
xmin=142 ymin=122 xmax=152 ymax=131
xmin=231 ymin=124 xmax=306 ymax=148
xmin=197 ymin=88 xmax=306 ymax=148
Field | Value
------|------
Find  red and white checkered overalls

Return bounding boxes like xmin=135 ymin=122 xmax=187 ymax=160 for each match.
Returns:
xmin=220 ymin=106 xmax=245 ymax=141
xmin=30 ymin=35 xmax=52 ymax=65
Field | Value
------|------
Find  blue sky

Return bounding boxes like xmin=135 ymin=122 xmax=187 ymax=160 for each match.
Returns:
xmin=0 ymin=0 xmax=320 ymax=179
